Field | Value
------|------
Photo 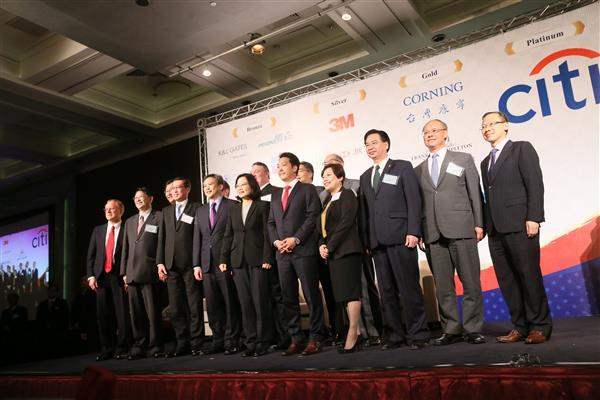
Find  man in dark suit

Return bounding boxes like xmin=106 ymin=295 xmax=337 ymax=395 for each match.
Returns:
xmin=415 ymin=119 xmax=485 ymax=346
xmin=480 ymin=111 xmax=552 ymax=344
xmin=359 ymin=129 xmax=429 ymax=349
xmin=267 ymin=152 xmax=327 ymax=356
xmin=252 ymin=161 xmax=289 ymax=350
xmin=120 ymin=187 xmax=164 ymax=359
xmin=86 ymin=199 xmax=131 ymax=360
xmin=157 ymin=177 xmax=205 ymax=356
xmin=193 ymin=174 xmax=241 ymax=355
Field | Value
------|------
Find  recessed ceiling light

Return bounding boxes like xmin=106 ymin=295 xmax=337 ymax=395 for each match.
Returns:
xmin=251 ymin=43 xmax=266 ymax=55
xmin=341 ymin=11 xmax=352 ymax=21
xmin=202 ymin=69 xmax=212 ymax=77
xmin=135 ymin=0 xmax=150 ymax=6
xmin=209 ymin=1 xmax=217 ymax=6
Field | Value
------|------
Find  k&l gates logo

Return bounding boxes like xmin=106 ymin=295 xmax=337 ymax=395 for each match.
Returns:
xmin=499 ymin=48 xmax=599 ymax=123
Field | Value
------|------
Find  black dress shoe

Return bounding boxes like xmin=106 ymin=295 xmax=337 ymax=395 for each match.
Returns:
xmin=128 ymin=352 xmax=146 ymax=360
xmin=96 ymin=351 xmax=113 ymax=361
xmin=200 ymin=345 xmax=224 ymax=355
xmin=381 ymin=341 xmax=404 ymax=350
xmin=224 ymin=346 xmax=240 ymax=355
xmin=254 ymin=346 xmax=268 ymax=357
xmin=338 ymin=336 xmax=363 ymax=354
xmin=168 ymin=346 xmax=191 ymax=358
xmin=465 ymin=333 xmax=486 ymax=344
xmin=114 ymin=352 xmax=129 ymax=360
xmin=271 ymin=339 xmax=291 ymax=351
xmin=433 ymin=333 xmax=464 ymax=346
xmin=408 ymin=339 xmax=429 ymax=350
xmin=240 ymin=348 xmax=255 ymax=357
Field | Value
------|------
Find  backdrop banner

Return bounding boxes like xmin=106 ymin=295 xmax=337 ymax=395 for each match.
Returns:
xmin=206 ymin=4 xmax=600 ymax=322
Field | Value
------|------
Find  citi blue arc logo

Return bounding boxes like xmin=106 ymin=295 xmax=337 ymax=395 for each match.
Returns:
xmin=499 ymin=48 xmax=600 ymax=123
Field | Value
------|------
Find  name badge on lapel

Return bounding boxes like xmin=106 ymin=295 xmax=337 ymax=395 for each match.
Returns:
xmin=260 ymin=194 xmax=272 ymax=202
xmin=382 ymin=174 xmax=399 ymax=185
xmin=446 ymin=162 xmax=464 ymax=177
xmin=145 ymin=224 xmax=158 ymax=233
xmin=180 ymin=214 xmax=194 ymax=224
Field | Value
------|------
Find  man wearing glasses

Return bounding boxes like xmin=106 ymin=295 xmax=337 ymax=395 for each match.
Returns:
xmin=480 ymin=111 xmax=552 ymax=344
xmin=415 ymin=119 xmax=485 ymax=346
xmin=86 ymin=199 xmax=131 ymax=361
xmin=358 ymin=129 xmax=429 ymax=350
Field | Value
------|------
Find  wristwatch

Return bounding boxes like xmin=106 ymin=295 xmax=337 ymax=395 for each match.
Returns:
xmin=294 ymin=237 xmax=300 ymax=245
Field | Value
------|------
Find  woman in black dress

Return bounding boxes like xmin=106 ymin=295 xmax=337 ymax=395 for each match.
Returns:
xmin=317 ymin=163 xmax=364 ymax=353
xmin=219 ymin=173 xmax=274 ymax=357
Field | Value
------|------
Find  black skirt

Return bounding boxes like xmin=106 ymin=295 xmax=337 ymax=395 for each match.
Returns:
xmin=328 ymin=253 xmax=362 ymax=302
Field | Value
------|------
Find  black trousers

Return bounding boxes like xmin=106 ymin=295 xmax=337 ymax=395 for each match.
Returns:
xmin=372 ymin=244 xmax=429 ymax=344
xmin=166 ymin=266 xmax=205 ymax=349
xmin=232 ymin=263 xmax=273 ymax=349
xmin=488 ymin=231 xmax=552 ymax=337
xmin=96 ymin=272 xmax=131 ymax=352
xmin=318 ymin=258 xmax=340 ymax=337
xmin=277 ymin=254 xmax=327 ymax=342
xmin=203 ymin=266 xmax=242 ymax=348
xmin=128 ymin=282 xmax=162 ymax=352
xmin=268 ymin=263 xmax=289 ymax=344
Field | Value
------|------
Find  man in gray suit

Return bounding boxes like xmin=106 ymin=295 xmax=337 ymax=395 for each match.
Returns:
xmin=415 ymin=119 xmax=486 ymax=345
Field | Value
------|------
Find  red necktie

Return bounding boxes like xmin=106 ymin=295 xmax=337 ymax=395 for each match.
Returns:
xmin=281 ymin=185 xmax=291 ymax=212
xmin=137 ymin=215 xmax=144 ymax=234
xmin=104 ymin=225 xmax=115 ymax=273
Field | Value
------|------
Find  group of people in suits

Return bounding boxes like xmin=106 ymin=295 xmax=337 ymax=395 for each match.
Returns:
xmin=86 ymin=109 xmax=552 ymax=361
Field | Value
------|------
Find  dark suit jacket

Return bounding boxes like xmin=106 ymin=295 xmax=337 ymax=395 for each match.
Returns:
xmin=86 ymin=222 xmax=125 ymax=279
xmin=120 ymin=210 xmax=162 ymax=284
xmin=267 ymin=181 xmax=321 ymax=257
xmin=415 ymin=150 xmax=484 ymax=244
xmin=317 ymin=188 xmax=363 ymax=260
xmin=193 ymin=197 xmax=235 ymax=272
xmin=220 ymin=200 xmax=274 ymax=268
xmin=359 ymin=159 xmax=422 ymax=249
xmin=157 ymin=201 xmax=200 ymax=270
xmin=481 ymin=140 xmax=544 ymax=234
xmin=259 ymin=183 xmax=279 ymax=199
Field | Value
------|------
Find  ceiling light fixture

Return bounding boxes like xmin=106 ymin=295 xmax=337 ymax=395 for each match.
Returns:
xmin=135 ymin=0 xmax=150 ymax=6
xmin=209 ymin=1 xmax=217 ymax=6
xmin=202 ymin=69 xmax=212 ymax=77
xmin=248 ymin=33 xmax=266 ymax=55
xmin=341 ymin=10 xmax=352 ymax=21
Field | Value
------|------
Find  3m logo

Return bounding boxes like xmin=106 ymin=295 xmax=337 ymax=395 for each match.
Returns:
xmin=329 ymin=113 xmax=355 ymax=132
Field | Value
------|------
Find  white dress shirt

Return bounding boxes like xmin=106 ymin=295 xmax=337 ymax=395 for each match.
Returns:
xmin=371 ymin=157 xmax=390 ymax=185
xmin=428 ymin=147 xmax=448 ymax=179
xmin=175 ymin=199 xmax=188 ymax=219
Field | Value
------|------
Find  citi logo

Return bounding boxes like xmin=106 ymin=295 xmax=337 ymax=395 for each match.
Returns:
xmin=499 ymin=48 xmax=599 ymax=123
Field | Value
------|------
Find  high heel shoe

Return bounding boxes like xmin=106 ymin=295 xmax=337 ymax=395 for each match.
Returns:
xmin=337 ymin=335 xmax=363 ymax=354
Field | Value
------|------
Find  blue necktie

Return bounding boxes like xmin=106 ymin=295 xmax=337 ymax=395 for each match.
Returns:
xmin=489 ymin=148 xmax=499 ymax=171
xmin=176 ymin=204 xmax=183 ymax=220
xmin=430 ymin=153 xmax=439 ymax=186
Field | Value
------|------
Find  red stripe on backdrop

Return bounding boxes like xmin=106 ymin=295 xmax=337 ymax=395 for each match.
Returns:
xmin=455 ymin=215 xmax=600 ymax=295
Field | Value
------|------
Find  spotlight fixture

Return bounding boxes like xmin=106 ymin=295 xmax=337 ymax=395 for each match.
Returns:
xmin=432 ymin=33 xmax=446 ymax=42
xmin=209 ymin=1 xmax=217 ymax=6
xmin=341 ymin=10 xmax=352 ymax=21
xmin=248 ymin=33 xmax=266 ymax=55
xmin=135 ymin=0 xmax=150 ymax=6
xmin=202 ymin=69 xmax=212 ymax=77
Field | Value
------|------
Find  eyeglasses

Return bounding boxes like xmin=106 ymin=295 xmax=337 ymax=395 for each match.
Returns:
xmin=104 ymin=207 xmax=119 ymax=212
xmin=422 ymin=128 xmax=446 ymax=136
xmin=235 ymin=182 xmax=249 ymax=189
xmin=481 ymin=121 xmax=505 ymax=131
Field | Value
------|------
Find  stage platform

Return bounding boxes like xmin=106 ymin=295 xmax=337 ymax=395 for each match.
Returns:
xmin=1 ymin=316 xmax=599 ymax=399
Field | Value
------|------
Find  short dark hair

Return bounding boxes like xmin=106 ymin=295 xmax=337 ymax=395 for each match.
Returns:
xmin=321 ymin=163 xmax=345 ymax=184
xmin=279 ymin=152 xmax=300 ymax=172
xmin=364 ymin=129 xmax=391 ymax=152
xmin=222 ymin=180 xmax=230 ymax=191
xmin=300 ymin=161 xmax=314 ymax=176
xmin=204 ymin=174 xmax=224 ymax=186
xmin=235 ymin=173 xmax=261 ymax=200
xmin=164 ymin=179 xmax=174 ymax=189
xmin=252 ymin=162 xmax=269 ymax=174
xmin=482 ymin=111 xmax=509 ymax=122
xmin=172 ymin=177 xmax=191 ymax=188
xmin=135 ymin=186 xmax=153 ymax=197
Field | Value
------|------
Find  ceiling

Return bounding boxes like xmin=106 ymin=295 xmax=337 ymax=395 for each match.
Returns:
xmin=0 ymin=0 xmax=571 ymax=191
